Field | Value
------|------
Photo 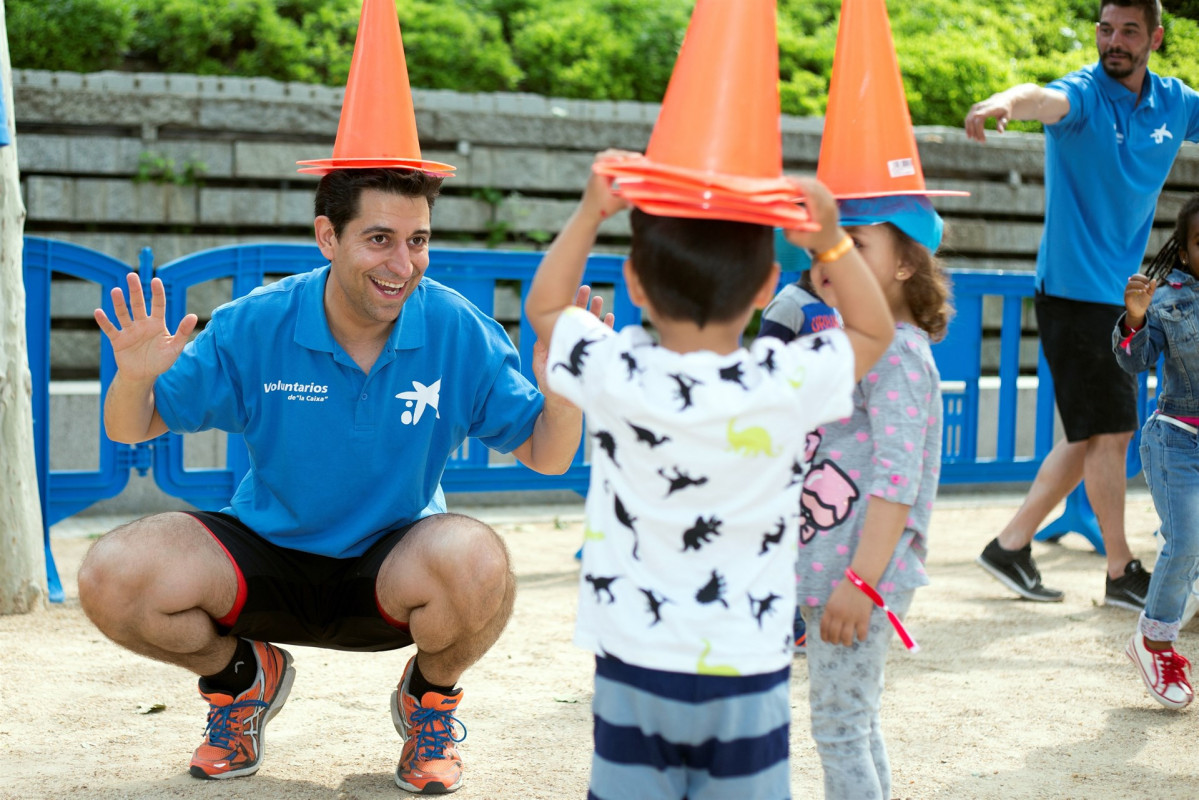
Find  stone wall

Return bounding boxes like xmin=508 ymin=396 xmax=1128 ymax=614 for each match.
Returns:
xmin=13 ymin=67 xmax=1199 ymax=378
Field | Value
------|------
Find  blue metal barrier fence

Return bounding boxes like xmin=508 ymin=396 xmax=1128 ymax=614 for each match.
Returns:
xmin=25 ymin=237 xmax=1153 ymax=600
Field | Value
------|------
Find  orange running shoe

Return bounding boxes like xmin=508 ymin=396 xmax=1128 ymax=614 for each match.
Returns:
xmin=189 ymin=641 xmax=295 ymax=779
xmin=391 ymin=656 xmax=466 ymax=794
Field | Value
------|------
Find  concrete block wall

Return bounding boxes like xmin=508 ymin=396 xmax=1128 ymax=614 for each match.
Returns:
xmin=19 ymin=69 xmax=1189 ymax=511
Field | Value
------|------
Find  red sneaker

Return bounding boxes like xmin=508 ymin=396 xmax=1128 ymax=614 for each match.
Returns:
xmin=189 ymin=641 xmax=295 ymax=779
xmin=391 ymin=656 xmax=466 ymax=794
xmin=1126 ymin=633 xmax=1193 ymax=710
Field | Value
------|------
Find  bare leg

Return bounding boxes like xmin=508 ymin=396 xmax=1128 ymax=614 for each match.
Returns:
xmin=1083 ymin=431 xmax=1136 ymax=578
xmin=78 ymin=512 xmax=240 ymax=676
xmin=375 ymin=513 xmax=516 ymax=688
xmin=996 ymin=437 xmax=1086 ymax=551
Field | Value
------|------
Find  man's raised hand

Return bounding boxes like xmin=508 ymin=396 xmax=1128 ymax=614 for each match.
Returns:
xmin=93 ymin=272 xmax=198 ymax=383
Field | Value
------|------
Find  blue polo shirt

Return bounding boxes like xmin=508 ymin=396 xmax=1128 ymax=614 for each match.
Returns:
xmin=1039 ymin=63 xmax=1199 ymax=305
xmin=155 ymin=266 xmax=544 ymax=558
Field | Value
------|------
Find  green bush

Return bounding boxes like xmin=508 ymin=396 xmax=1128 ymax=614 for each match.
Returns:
xmin=8 ymin=0 xmax=136 ymax=72
xmin=509 ymin=0 xmax=689 ymax=102
xmin=130 ymin=0 xmax=312 ymax=82
xmin=396 ymin=0 xmax=522 ymax=93
xmin=9 ymin=0 xmax=1199 ymax=129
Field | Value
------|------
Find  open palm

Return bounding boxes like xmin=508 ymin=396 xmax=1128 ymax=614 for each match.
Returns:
xmin=93 ymin=273 xmax=198 ymax=383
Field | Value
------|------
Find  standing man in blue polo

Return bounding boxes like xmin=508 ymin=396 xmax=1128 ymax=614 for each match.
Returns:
xmin=965 ymin=0 xmax=1199 ymax=607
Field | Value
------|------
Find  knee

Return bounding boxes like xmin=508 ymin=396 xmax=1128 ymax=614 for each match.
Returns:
xmin=78 ymin=531 xmax=145 ymax=625
xmin=434 ymin=517 xmax=514 ymax=609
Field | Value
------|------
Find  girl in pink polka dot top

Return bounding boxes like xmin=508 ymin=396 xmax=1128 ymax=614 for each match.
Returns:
xmin=788 ymin=195 xmax=952 ymax=800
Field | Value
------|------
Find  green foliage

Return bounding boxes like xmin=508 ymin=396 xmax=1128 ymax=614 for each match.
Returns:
xmin=509 ymin=0 xmax=689 ymax=102
xmin=8 ymin=0 xmax=136 ymax=72
xmin=397 ymin=0 xmax=523 ymax=92
xmin=10 ymin=0 xmax=1199 ymax=128
xmin=133 ymin=151 xmax=208 ymax=186
xmin=130 ymin=0 xmax=313 ymax=81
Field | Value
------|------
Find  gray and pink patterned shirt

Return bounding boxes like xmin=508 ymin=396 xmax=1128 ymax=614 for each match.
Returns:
xmin=796 ymin=322 xmax=942 ymax=608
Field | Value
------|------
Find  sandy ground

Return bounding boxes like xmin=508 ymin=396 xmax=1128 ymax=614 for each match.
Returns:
xmin=1 ymin=491 xmax=1197 ymax=800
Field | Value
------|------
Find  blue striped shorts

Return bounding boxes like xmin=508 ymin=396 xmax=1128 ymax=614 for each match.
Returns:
xmin=588 ymin=655 xmax=791 ymax=800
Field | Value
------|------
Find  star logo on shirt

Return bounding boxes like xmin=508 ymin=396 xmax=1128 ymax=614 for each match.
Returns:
xmin=396 ymin=378 xmax=441 ymax=425
xmin=1150 ymin=124 xmax=1174 ymax=144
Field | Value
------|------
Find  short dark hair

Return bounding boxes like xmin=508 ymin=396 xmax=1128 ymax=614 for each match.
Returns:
xmin=1144 ymin=193 xmax=1199 ymax=282
xmin=314 ymin=168 xmax=444 ymax=237
xmin=1100 ymin=0 xmax=1161 ymax=30
xmin=628 ymin=209 xmax=775 ymax=328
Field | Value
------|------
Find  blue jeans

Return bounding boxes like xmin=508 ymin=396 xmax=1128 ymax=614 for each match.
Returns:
xmin=1140 ymin=416 xmax=1199 ymax=641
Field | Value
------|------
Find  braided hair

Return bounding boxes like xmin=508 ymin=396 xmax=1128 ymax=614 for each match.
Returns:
xmin=1144 ymin=194 xmax=1199 ymax=283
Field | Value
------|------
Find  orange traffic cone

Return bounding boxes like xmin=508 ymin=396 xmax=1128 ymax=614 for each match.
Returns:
xmin=594 ymin=0 xmax=814 ymax=228
xmin=816 ymin=0 xmax=964 ymax=198
xmin=297 ymin=0 xmax=454 ymax=177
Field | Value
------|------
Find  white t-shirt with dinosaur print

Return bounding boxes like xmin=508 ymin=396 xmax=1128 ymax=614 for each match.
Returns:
xmin=548 ymin=306 xmax=855 ymax=676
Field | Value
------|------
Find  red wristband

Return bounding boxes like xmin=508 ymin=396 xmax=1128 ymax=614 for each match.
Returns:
xmin=844 ymin=567 xmax=919 ymax=652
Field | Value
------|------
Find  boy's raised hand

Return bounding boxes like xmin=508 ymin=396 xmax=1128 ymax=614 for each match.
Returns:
xmin=781 ymin=176 xmax=845 ymax=255
xmin=94 ymin=272 xmax=198 ymax=384
xmin=582 ymin=149 xmax=637 ymax=221
xmin=1123 ymin=273 xmax=1156 ymax=328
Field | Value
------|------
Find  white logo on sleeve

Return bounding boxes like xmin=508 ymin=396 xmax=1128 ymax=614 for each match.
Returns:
xmin=1150 ymin=124 xmax=1173 ymax=144
xmin=396 ymin=379 xmax=441 ymax=425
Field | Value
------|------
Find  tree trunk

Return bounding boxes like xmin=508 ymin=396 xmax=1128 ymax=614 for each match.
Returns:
xmin=0 ymin=2 xmax=46 ymax=615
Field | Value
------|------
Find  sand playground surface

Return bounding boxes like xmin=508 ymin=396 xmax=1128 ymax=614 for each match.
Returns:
xmin=1 ymin=490 xmax=1196 ymax=800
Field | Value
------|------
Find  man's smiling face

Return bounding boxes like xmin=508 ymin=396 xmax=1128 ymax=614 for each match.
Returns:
xmin=318 ymin=188 xmax=432 ymax=334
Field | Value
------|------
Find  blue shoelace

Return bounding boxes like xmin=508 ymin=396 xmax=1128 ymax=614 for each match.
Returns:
xmin=203 ymin=698 xmax=269 ymax=751
xmin=409 ymin=704 xmax=467 ymax=761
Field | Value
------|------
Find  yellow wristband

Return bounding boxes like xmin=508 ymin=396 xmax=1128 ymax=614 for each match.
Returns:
xmin=813 ymin=234 xmax=854 ymax=263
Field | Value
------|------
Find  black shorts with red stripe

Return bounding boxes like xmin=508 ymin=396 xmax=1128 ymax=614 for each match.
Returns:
xmin=189 ymin=511 xmax=416 ymax=652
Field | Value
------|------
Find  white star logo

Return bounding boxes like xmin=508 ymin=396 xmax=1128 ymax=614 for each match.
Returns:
xmin=1151 ymin=124 xmax=1173 ymax=144
xmin=396 ymin=379 xmax=441 ymax=425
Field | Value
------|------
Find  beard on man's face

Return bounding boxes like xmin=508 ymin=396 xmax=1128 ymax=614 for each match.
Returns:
xmin=1100 ymin=47 xmax=1141 ymax=80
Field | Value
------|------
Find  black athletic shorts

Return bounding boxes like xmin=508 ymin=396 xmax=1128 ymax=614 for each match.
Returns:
xmin=189 ymin=511 xmax=417 ymax=652
xmin=1035 ymin=291 xmax=1138 ymax=442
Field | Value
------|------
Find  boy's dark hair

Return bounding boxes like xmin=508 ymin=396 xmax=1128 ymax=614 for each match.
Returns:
xmin=314 ymin=168 xmax=444 ymax=237
xmin=893 ymin=225 xmax=955 ymax=342
xmin=1144 ymin=193 xmax=1199 ymax=282
xmin=1100 ymin=0 xmax=1161 ymax=30
xmin=628 ymin=209 xmax=775 ymax=327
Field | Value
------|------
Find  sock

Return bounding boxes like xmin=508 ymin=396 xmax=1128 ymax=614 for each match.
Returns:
xmin=200 ymin=637 xmax=258 ymax=697
xmin=408 ymin=657 xmax=459 ymax=700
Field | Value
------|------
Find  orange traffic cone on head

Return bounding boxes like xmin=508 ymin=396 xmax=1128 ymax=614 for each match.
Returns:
xmin=297 ymin=0 xmax=454 ymax=177
xmin=817 ymin=0 xmax=963 ymax=198
xmin=594 ymin=0 xmax=814 ymax=228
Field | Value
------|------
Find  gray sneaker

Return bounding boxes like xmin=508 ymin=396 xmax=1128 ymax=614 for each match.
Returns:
xmin=1106 ymin=559 xmax=1151 ymax=611
xmin=976 ymin=538 xmax=1064 ymax=602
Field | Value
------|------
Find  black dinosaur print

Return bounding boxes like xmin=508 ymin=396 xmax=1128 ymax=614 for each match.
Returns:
xmin=668 ymin=373 xmax=702 ymax=410
xmin=719 ymin=362 xmax=748 ymax=388
xmin=759 ymin=517 xmax=786 ymax=555
xmin=749 ymin=591 xmax=782 ymax=629
xmin=787 ymin=458 xmax=805 ymax=487
xmin=639 ymin=587 xmax=671 ymax=626
xmin=614 ymin=493 xmax=640 ymax=561
xmin=657 ymin=466 xmax=709 ymax=497
xmin=584 ymin=574 xmax=619 ymax=604
xmin=809 ymin=335 xmax=829 ymax=352
xmin=620 ymin=351 xmax=643 ymax=380
xmin=592 ymin=430 xmax=618 ymax=466
xmin=695 ymin=570 xmax=728 ymax=608
xmin=759 ymin=348 xmax=777 ymax=374
xmin=681 ymin=515 xmax=723 ymax=552
xmin=553 ymin=337 xmax=600 ymax=377
xmin=628 ymin=421 xmax=671 ymax=448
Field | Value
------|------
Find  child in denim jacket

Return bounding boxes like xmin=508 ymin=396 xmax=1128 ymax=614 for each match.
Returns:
xmin=1113 ymin=193 xmax=1199 ymax=710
